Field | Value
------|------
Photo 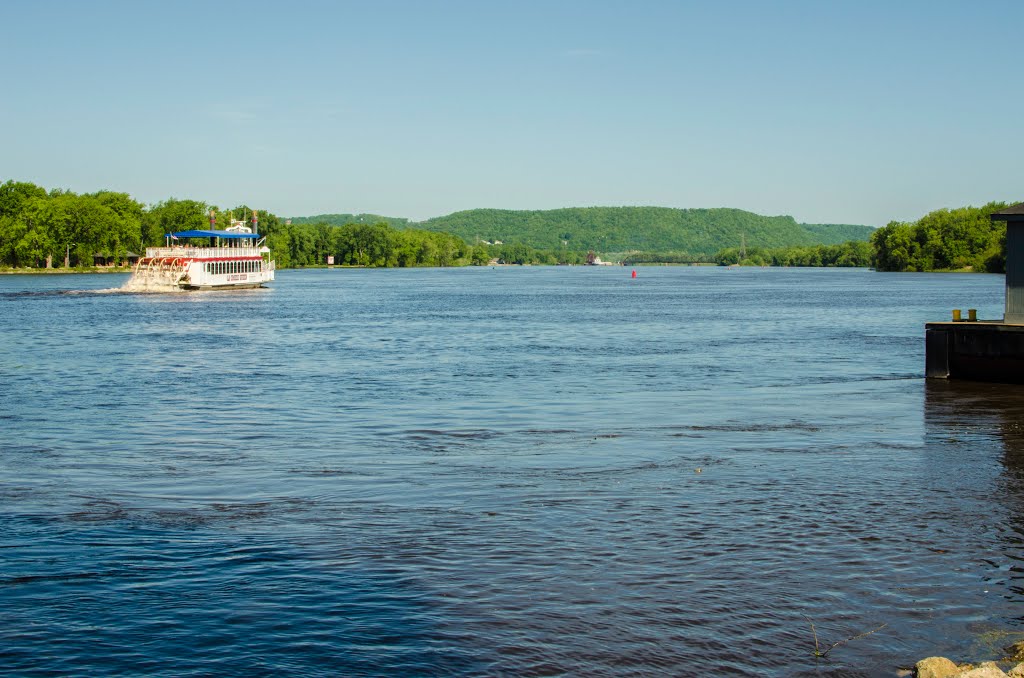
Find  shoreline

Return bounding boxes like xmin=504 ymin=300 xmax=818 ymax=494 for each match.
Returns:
xmin=0 ymin=267 xmax=133 ymax=275
xmin=0 ymin=264 xmax=992 ymax=275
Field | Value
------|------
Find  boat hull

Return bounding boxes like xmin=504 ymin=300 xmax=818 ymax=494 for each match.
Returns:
xmin=179 ymin=282 xmax=268 ymax=290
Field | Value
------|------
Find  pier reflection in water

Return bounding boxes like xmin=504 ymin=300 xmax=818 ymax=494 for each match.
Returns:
xmin=924 ymin=381 xmax=1024 ymax=629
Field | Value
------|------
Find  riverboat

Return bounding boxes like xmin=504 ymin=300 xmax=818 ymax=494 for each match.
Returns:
xmin=128 ymin=212 xmax=275 ymax=290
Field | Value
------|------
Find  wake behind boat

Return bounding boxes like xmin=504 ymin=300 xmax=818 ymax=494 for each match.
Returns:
xmin=125 ymin=211 xmax=275 ymax=291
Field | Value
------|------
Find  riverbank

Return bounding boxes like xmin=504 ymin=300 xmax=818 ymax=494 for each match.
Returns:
xmin=0 ymin=266 xmax=131 ymax=275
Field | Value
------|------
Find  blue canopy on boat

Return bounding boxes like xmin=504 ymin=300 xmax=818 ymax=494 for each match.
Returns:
xmin=166 ymin=230 xmax=260 ymax=240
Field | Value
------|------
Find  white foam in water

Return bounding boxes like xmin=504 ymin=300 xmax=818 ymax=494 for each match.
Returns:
xmin=119 ymin=270 xmax=186 ymax=293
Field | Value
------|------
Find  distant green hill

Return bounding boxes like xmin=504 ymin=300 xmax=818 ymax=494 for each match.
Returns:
xmin=288 ymin=213 xmax=409 ymax=228
xmin=413 ymin=207 xmax=873 ymax=256
xmin=286 ymin=207 xmax=874 ymax=255
xmin=800 ymin=222 xmax=877 ymax=245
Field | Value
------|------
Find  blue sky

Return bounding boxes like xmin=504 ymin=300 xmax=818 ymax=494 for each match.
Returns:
xmin=1 ymin=0 xmax=1021 ymax=226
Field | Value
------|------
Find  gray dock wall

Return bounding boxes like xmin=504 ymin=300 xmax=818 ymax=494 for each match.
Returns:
xmin=926 ymin=322 xmax=1024 ymax=383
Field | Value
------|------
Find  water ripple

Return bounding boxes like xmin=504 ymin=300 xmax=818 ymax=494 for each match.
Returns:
xmin=0 ymin=268 xmax=1021 ymax=676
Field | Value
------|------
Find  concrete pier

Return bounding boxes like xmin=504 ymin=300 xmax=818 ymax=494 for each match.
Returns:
xmin=925 ymin=202 xmax=1024 ymax=384
xmin=926 ymin=320 xmax=1024 ymax=383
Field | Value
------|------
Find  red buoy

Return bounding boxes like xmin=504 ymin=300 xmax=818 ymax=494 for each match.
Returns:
xmin=631 ymin=269 xmax=637 ymax=278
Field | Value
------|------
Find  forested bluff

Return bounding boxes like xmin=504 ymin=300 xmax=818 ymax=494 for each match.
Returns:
xmin=0 ymin=180 xmax=1014 ymax=272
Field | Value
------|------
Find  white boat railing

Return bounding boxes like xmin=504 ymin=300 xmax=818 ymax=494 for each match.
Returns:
xmin=145 ymin=246 xmax=265 ymax=259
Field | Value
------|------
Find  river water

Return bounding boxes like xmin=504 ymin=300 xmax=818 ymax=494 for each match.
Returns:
xmin=1 ymin=266 xmax=1022 ymax=677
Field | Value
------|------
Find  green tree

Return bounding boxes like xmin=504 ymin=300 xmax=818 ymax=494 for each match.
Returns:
xmin=0 ymin=180 xmax=47 ymax=219
xmin=142 ymin=199 xmax=209 ymax=245
xmin=869 ymin=202 xmax=1011 ymax=272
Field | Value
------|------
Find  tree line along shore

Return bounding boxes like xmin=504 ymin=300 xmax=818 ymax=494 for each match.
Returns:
xmin=0 ymin=180 xmax=1014 ymax=273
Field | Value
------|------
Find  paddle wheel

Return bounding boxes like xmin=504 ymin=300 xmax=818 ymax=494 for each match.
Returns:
xmin=131 ymin=256 xmax=193 ymax=288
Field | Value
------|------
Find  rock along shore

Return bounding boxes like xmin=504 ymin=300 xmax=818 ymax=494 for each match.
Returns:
xmin=912 ymin=642 xmax=1024 ymax=677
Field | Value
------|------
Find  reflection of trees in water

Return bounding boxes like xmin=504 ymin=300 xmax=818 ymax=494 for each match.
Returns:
xmin=925 ymin=380 xmax=1024 ymax=607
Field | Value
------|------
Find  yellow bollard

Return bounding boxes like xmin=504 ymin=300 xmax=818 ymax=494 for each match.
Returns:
xmin=952 ymin=309 xmax=961 ymax=321
xmin=968 ymin=309 xmax=977 ymax=322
